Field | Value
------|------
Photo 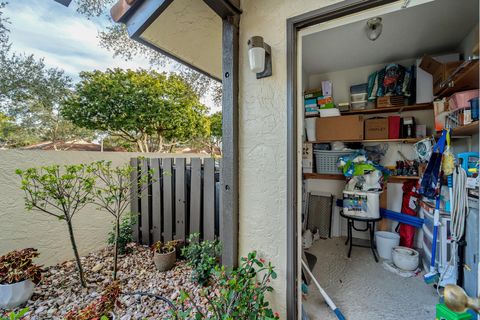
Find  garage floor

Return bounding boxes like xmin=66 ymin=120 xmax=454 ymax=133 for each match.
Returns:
xmin=303 ymin=238 xmax=438 ymax=320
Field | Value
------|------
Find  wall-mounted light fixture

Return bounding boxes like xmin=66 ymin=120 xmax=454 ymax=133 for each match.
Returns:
xmin=365 ymin=17 xmax=383 ymax=41
xmin=248 ymin=36 xmax=272 ymax=79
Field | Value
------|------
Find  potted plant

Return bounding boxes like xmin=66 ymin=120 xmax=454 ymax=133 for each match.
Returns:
xmin=0 ymin=248 xmax=42 ymax=309
xmin=151 ymin=240 xmax=180 ymax=272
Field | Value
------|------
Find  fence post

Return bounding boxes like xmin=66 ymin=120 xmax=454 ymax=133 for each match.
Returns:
xmin=203 ymin=158 xmax=216 ymax=241
xmin=151 ymin=158 xmax=162 ymax=244
xmin=189 ymin=158 xmax=202 ymax=235
xmin=163 ymin=158 xmax=174 ymax=241
xmin=130 ymin=158 xmax=140 ymax=242
xmin=175 ymin=158 xmax=187 ymax=241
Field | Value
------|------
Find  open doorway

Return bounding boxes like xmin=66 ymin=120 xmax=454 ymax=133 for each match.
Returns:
xmin=293 ymin=0 xmax=479 ymax=319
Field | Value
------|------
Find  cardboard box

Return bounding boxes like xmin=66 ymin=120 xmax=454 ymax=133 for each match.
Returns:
xmin=377 ymin=96 xmax=404 ymax=108
xmin=365 ymin=118 xmax=389 ymax=140
xmin=315 ymin=115 xmax=363 ymax=141
xmin=419 ymin=55 xmax=463 ymax=96
xmin=416 ymin=53 xmax=460 ymax=104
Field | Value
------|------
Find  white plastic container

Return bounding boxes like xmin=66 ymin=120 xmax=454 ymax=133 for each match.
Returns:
xmin=351 ymin=100 xmax=368 ymax=110
xmin=305 ymin=118 xmax=317 ymax=142
xmin=342 ymin=190 xmax=380 ymax=218
xmin=375 ymin=231 xmax=400 ymax=260
xmin=350 ymin=93 xmax=367 ymax=102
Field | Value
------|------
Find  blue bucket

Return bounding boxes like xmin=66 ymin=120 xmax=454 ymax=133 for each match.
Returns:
xmin=469 ymin=97 xmax=479 ymax=121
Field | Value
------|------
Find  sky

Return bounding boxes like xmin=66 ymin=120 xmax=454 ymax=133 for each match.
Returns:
xmin=3 ymin=0 xmax=218 ymax=111
xmin=4 ymin=0 xmax=157 ymax=80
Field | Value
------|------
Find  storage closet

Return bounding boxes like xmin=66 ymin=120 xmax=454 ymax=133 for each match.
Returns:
xmin=299 ymin=1 xmax=479 ymax=319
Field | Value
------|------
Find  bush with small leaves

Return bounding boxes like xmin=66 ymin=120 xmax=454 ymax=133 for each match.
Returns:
xmin=172 ymin=251 xmax=280 ymax=320
xmin=0 ymin=248 xmax=42 ymax=285
xmin=64 ymin=282 xmax=121 ymax=320
xmin=181 ymin=233 xmax=222 ymax=286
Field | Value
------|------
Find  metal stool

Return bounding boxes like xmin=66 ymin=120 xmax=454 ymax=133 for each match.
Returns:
xmin=340 ymin=210 xmax=381 ymax=262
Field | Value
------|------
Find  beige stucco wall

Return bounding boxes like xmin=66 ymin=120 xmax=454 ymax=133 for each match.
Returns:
xmin=0 ymin=150 xmax=207 ymax=266
xmin=237 ymin=1 xmax=344 ymax=316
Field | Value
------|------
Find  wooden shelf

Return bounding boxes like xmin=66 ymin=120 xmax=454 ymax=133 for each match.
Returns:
xmin=303 ymin=173 xmax=419 ymax=183
xmin=436 ymin=60 xmax=479 ymax=98
xmin=303 ymin=173 xmax=345 ymax=180
xmin=450 ymin=121 xmax=479 ymax=137
xmin=340 ymin=103 xmax=433 ymax=115
xmin=306 ymin=138 xmax=422 ymax=144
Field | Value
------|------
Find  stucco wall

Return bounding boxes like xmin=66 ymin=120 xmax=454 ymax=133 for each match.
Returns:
xmin=0 ymin=150 xmax=207 ymax=266
xmin=238 ymin=1 xmax=343 ymax=316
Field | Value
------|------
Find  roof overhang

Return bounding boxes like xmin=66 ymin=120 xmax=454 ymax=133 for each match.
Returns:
xmin=111 ymin=0 xmax=241 ymax=81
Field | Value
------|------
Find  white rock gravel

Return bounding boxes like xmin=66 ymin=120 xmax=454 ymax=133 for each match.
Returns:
xmin=0 ymin=245 xmax=209 ymax=319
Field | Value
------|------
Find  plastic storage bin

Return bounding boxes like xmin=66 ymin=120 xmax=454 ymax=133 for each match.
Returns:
xmin=350 ymin=83 xmax=368 ymax=94
xmin=351 ymin=100 xmax=368 ymax=110
xmin=448 ymin=89 xmax=479 ymax=110
xmin=314 ymin=150 xmax=354 ymax=174
xmin=350 ymin=93 xmax=367 ymax=102
xmin=435 ymin=303 xmax=472 ymax=320
xmin=469 ymin=97 xmax=479 ymax=121
xmin=342 ymin=190 xmax=381 ymax=219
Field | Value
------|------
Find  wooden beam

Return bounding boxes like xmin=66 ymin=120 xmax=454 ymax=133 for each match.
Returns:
xmin=220 ymin=14 xmax=239 ymax=267
xmin=124 ymin=0 xmax=172 ymax=37
xmin=203 ymin=0 xmax=242 ymax=19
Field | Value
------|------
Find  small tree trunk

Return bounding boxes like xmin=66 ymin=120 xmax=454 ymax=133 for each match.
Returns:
xmin=113 ymin=216 xmax=120 ymax=280
xmin=66 ymin=218 xmax=87 ymax=287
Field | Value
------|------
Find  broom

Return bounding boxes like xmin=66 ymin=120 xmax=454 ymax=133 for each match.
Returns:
xmin=301 ymin=259 xmax=346 ymax=320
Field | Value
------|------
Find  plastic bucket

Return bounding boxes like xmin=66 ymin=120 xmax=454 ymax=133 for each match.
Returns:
xmin=375 ymin=231 xmax=400 ymax=260
xmin=305 ymin=118 xmax=317 ymax=142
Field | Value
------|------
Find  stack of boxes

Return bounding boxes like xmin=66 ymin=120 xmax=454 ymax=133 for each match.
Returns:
xmin=304 ymin=88 xmax=322 ymax=116
xmin=304 ymin=81 xmax=335 ymax=117
xmin=350 ymin=83 xmax=369 ymax=110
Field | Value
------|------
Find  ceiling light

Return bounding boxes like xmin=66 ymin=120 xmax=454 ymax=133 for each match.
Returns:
xmin=366 ymin=17 xmax=383 ymax=41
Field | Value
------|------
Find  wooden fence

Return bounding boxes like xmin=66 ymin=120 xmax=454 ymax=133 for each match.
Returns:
xmin=130 ymin=157 xmax=220 ymax=245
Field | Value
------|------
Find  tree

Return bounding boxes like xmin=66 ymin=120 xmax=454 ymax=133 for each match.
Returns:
xmin=0 ymin=3 xmax=96 ymax=148
xmin=62 ymin=69 xmax=210 ymax=153
xmin=74 ymin=0 xmax=222 ymax=107
xmin=88 ymin=160 xmax=150 ymax=280
xmin=16 ymin=165 xmax=96 ymax=287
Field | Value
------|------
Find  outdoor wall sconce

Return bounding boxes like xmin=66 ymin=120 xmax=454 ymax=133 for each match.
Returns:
xmin=248 ymin=36 xmax=272 ymax=79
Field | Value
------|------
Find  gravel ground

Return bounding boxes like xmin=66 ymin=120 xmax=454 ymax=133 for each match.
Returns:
xmin=1 ymin=245 xmax=208 ymax=319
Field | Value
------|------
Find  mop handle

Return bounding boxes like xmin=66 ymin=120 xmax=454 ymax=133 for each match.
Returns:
xmin=301 ymin=259 xmax=346 ymax=320
xmin=430 ymin=195 xmax=441 ymax=271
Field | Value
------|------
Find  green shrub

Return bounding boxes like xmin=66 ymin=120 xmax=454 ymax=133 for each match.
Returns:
xmin=107 ymin=214 xmax=135 ymax=255
xmin=181 ymin=233 xmax=222 ymax=286
xmin=172 ymin=251 xmax=279 ymax=320
xmin=0 ymin=307 xmax=29 ymax=320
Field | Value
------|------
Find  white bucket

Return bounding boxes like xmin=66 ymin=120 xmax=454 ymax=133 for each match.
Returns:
xmin=375 ymin=231 xmax=400 ymax=260
xmin=305 ymin=118 xmax=316 ymax=142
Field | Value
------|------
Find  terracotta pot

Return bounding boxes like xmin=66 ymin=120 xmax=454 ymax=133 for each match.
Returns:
xmin=153 ymin=249 xmax=176 ymax=272
xmin=0 ymin=279 xmax=35 ymax=309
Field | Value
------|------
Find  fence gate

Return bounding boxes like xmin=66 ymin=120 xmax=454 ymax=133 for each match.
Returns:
xmin=130 ymin=157 xmax=220 ymax=245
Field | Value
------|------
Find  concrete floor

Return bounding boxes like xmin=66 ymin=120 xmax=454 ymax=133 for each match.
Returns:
xmin=303 ymin=238 xmax=438 ymax=320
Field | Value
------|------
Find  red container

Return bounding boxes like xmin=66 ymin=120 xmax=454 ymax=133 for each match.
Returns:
xmin=448 ymin=89 xmax=479 ymax=110
xmin=388 ymin=116 xmax=401 ymax=139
